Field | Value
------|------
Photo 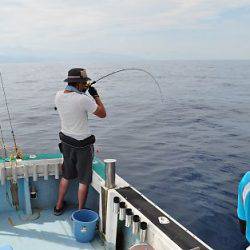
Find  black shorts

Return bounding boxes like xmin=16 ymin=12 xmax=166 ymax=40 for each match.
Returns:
xmin=60 ymin=142 xmax=94 ymax=185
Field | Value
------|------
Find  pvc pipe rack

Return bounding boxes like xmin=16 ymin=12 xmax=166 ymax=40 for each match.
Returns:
xmin=0 ymin=158 xmax=63 ymax=186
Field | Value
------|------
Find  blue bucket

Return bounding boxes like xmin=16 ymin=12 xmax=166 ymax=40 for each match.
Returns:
xmin=71 ymin=209 xmax=99 ymax=243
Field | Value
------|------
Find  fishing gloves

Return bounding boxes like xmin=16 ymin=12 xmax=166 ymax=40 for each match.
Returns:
xmin=88 ymin=86 xmax=99 ymax=98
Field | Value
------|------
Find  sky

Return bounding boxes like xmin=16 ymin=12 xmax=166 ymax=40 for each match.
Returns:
xmin=0 ymin=0 xmax=250 ymax=61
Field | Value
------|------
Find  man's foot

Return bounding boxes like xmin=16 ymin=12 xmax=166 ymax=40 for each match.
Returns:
xmin=54 ymin=201 xmax=67 ymax=216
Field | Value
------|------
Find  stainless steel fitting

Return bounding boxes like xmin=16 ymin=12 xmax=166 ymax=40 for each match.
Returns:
xmin=139 ymin=222 xmax=148 ymax=242
xmin=132 ymin=215 xmax=140 ymax=235
xmin=104 ymin=159 xmax=116 ymax=189
xmin=113 ymin=196 xmax=120 ymax=214
xmin=125 ymin=208 xmax=133 ymax=227
xmin=119 ymin=202 xmax=126 ymax=221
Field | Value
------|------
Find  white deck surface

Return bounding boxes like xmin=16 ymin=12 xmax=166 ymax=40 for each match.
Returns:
xmin=0 ymin=208 xmax=107 ymax=250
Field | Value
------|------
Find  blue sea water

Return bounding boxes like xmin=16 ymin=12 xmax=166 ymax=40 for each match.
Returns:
xmin=0 ymin=60 xmax=250 ymax=249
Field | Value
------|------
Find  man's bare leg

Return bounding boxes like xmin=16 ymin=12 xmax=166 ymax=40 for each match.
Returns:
xmin=78 ymin=183 xmax=89 ymax=209
xmin=56 ymin=178 xmax=69 ymax=209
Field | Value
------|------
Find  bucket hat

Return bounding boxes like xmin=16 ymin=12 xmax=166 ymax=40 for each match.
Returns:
xmin=64 ymin=68 xmax=91 ymax=83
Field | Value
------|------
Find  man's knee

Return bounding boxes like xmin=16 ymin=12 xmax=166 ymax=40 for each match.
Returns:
xmin=79 ymin=182 xmax=88 ymax=190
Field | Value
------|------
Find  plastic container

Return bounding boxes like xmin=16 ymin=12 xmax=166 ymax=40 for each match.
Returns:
xmin=71 ymin=209 xmax=99 ymax=243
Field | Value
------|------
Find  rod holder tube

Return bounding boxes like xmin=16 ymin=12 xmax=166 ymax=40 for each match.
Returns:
xmin=32 ymin=165 xmax=37 ymax=181
xmin=125 ymin=208 xmax=133 ymax=227
xmin=132 ymin=215 xmax=140 ymax=235
xmin=12 ymin=165 xmax=17 ymax=182
xmin=0 ymin=166 xmax=6 ymax=186
xmin=139 ymin=222 xmax=148 ymax=242
xmin=55 ymin=164 xmax=59 ymax=179
xmin=119 ymin=202 xmax=126 ymax=221
xmin=44 ymin=165 xmax=48 ymax=180
xmin=104 ymin=159 xmax=116 ymax=189
xmin=23 ymin=165 xmax=29 ymax=180
xmin=113 ymin=196 xmax=120 ymax=213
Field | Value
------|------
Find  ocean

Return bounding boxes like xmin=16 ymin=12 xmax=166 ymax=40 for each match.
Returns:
xmin=0 ymin=60 xmax=250 ymax=249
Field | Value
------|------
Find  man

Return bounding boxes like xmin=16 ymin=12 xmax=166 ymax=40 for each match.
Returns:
xmin=54 ymin=68 xmax=106 ymax=215
xmin=237 ymin=171 xmax=250 ymax=243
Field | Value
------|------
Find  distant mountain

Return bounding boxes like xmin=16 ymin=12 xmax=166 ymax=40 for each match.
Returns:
xmin=0 ymin=52 xmax=41 ymax=63
xmin=0 ymin=51 xmax=144 ymax=63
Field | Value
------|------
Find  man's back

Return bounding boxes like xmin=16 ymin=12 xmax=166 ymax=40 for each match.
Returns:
xmin=55 ymin=90 xmax=97 ymax=140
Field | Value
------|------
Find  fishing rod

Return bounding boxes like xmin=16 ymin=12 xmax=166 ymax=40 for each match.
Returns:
xmin=0 ymin=122 xmax=13 ymax=207
xmin=0 ymin=72 xmax=21 ymax=210
xmin=54 ymin=68 xmax=165 ymax=111
xmin=0 ymin=72 xmax=19 ymax=158
xmin=90 ymin=68 xmax=165 ymax=102
xmin=0 ymin=123 xmax=8 ymax=159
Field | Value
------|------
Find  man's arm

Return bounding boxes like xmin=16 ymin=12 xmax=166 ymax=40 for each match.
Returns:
xmin=93 ymin=96 xmax=106 ymax=118
xmin=88 ymin=86 xmax=106 ymax=118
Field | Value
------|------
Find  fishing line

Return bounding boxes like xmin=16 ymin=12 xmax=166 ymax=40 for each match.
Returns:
xmin=0 ymin=72 xmax=18 ymax=156
xmin=88 ymin=68 xmax=166 ymax=154
xmin=90 ymin=68 xmax=165 ymax=103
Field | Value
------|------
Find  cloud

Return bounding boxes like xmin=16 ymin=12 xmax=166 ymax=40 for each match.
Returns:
xmin=0 ymin=0 xmax=250 ymax=59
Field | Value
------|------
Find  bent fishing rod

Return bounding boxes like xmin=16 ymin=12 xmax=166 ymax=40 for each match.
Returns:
xmin=54 ymin=68 xmax=165 ymax=111
xmin=89 ymin=68 xmax=165 ymax=102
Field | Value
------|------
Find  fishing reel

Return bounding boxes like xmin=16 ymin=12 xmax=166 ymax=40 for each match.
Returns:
xmin=77 ymin=80 xmax=96 ymax=94
xmin=0 ymin=144 xmax=23 ymax=161
xmin=9 ymin=146 xmax=24 ymax=161
xmin=85 ymin=80 xmax=94 ymax=88
xmin=82 ymin=80 xmax=96 ymax=90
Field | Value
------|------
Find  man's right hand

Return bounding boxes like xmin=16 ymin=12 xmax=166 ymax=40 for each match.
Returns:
xmin=88 ymin=86 xmax=99 ymax=98
xmin=90 ymin=87 xmax=106 ymax=118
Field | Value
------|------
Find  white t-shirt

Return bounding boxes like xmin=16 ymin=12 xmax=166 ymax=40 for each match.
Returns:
xmin=55 ymin=90 xmax=97 ymax=140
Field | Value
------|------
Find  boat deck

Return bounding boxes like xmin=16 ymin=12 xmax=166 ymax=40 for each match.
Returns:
xmin=0 ymin=208 xmax=108 ymax=250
